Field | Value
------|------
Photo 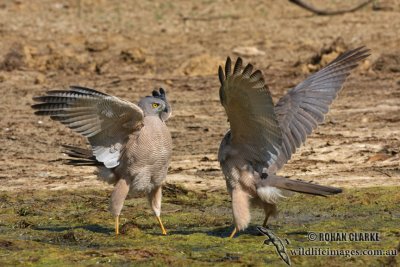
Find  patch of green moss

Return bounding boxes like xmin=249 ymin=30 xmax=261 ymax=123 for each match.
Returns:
xmin=0 ymin=186 xmax=398 ymax=266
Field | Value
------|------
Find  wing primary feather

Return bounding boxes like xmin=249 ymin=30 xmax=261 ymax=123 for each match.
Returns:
xmin=335 ymin=46 xmax=365 ymax=61
xmin=292 ymin=118 xmax=307 ymax=143
xmin=298 ymin=109 xmax=318 ymax=127
xmin=295 ymin=112 xmax=314 ymax=134
xmin=65 ymin=117 xmax=100 ymax=128
xmin=69 ymin=86 xmax=109 ymax=96
xmin=31 ymin=103 xmax=69 ymax=112
xmin=70 ymin=120 xmax=99 ymax=133
xmin=33 ymin=96 xmax=79 ymax=104
xmin=242 ymin=63 xmax=253 ymax=78
xmin=252 ymin=77 xmax=266 ymax=89
xmin=299 ymin=103 xmax=325 ymax=122
xmin=225 ymin=57 xmax=232 ymax=78
xmin=80 ymin=126 xmax=102 ymax=138
xmin=332 ymin=47 xmax=370 ymax=64
xmin=218 ymin=66 xmax=225 ymax=85
xmin=62 ymin=145 xmax=94 ymax=160
xmin=284 ymin=131 xmax=296 ymax=156
xmin=250 ymin=70 xmax=263 ymax=83
xmin=301 ymin=98 xmax=330 ymax=113
xmin=309 ymin=70 xmax=356 ymax=86
xmin=51 ymin=109 xmax=97 ymax=119
xmin=57 ymin=114 xmax=98 ymax=124
xmin=298 ymin=91 xmax=337 ymax=100
xmin=34 ymin=110 xmax=61 ymax=116
xmin=289 ymin=123 xmax=302 ymax=147
xmin=281 ymin=139 xmax=290 ymax=159
xmin=233 ymin=57 xmax=243 ymax=76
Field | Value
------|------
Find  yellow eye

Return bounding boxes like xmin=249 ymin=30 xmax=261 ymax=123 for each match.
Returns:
xmin=152 ymin=103 xmax=160 ymax=108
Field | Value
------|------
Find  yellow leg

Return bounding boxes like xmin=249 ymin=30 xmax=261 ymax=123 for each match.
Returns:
xmin=156 ymin=216 xmax=167 ymax=235
xmin=229 ymin=227 xmax=237 ymax=238
xmin=115 ymin=216 xmax=119 ymax=236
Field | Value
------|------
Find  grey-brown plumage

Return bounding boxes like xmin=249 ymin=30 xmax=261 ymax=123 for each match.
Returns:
xmin=32 ymin=86 xmax=172 ymax=235
xmin=218 ymin=47 xmax=370 ymax=237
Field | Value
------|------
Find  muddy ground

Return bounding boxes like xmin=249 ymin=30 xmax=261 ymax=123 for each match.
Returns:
xmin=0 ymin=0 xmax=399 ymax=266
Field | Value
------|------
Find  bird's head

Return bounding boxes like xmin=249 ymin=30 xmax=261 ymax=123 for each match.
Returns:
xmin=138 ymin=88 xmax=172 ymax=121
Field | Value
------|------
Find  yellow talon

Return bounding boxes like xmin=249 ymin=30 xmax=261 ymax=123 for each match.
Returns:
xmin=229 ymin=227 xmax=237 ymax=238
xmin=156 ymin=216 xmax=167 ymax=235
xmin=115 ymin=216 xmax=119 ymax=236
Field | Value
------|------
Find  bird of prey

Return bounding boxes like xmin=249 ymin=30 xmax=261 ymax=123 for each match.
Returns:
xmin=217 ymin=47 xmax=370 ymax=238
xmin=32 ymin=87 xmax=172 ymax=236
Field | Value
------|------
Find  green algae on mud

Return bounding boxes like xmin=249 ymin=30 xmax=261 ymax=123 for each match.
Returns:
xmin=0 ymin=186 xmax=399 ymax=266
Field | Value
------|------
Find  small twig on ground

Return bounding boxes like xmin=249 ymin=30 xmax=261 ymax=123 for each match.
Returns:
xmin=181 ymin=14 xmax=239 ymax=21
xmin=289 ymin=0 xmax=374 ymax=15
xmin=375 ymin=169 xmax=392 ymax=178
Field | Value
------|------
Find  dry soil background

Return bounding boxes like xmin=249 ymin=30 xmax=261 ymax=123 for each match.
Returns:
xmin=0 ymin=0 xmax=399 ymax=193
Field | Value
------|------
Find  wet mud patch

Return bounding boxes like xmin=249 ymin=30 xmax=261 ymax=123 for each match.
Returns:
xmin=0 ymin=187 xmax=399 ymax=266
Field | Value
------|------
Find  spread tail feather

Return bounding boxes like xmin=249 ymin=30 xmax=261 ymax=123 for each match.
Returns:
xmin=62 ymin=145 xmax=102 ymax=166
xmin=263 ymin=174 xmax=342 ymax=196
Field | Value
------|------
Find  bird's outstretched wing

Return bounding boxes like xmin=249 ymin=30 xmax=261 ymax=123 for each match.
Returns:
xmin=272 ymin=47 xmax=370 ymax=171
xmin=32 ymin=86 xmax=144 ymax=168
xmin=219 ymin=57 xmax=282 ymax=166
